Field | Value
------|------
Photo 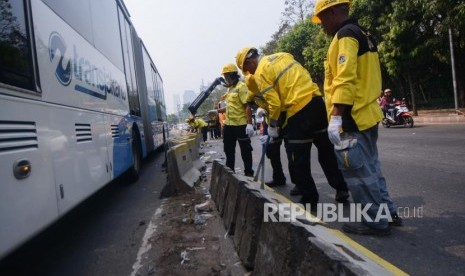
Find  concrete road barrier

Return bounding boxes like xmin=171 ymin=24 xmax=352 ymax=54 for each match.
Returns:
xmin=255 ymin=220 xmax=369 ymax=275
xmin=213 ymin=165 xmax=235 ymax=217
xmin=233 ymin=183 xmax=266 ymax=270
xmin=209 ymin=160 xmax=223 ymax=203
xmin=222 ymin=174 xmax=248 ymax=235
xmin=170 ymin=135 xmax=204 ymax=170
xmin=209 ymin=160 xmax=221 ymax=200
xmin=210 ymin=161 xmax=405 ymax=275
xmin=165 ymin=142 xmax=201 ymax=194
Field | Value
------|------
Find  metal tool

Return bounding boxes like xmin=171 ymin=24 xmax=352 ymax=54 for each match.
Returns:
xmin=254 ymin=136 xmax=270 ymax=189
xmin=188 ymin=77 xmax=226 ymax=115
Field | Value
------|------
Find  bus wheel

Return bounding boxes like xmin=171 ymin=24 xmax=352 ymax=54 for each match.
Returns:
xmin=128 ymin=131 xmax=141 ymax=182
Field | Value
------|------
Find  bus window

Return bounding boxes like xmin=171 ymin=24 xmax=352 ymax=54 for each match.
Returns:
xmin=43 ymin=0 xmax=124 ymax=71
xmin=90 ymin=0 xmax=124 ymax=71
xmin=118 ymin=8 xmax=140 ymax=116
xmin=43 ymin=0 xmax=93 ymax=45
xmin=0 ymin=0 xmax=34 ymax=90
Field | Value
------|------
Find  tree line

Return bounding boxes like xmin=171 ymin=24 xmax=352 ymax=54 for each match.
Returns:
xmin=261 ymin=0 xmax=465 ymax=112
xmin=168 ymin=0 xmax=464 ymax=121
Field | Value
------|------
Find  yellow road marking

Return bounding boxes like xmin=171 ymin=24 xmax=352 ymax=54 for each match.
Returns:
xmin=329 ymin=229 xmax=409 ymax=275
xmin=264 ymin=184 xmax=409 ymax=275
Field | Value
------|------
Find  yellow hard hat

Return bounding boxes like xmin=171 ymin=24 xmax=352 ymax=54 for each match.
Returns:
xmin=221 ymin=63 xmax=238 ymax=75
xmin=236 ymin=47 xmax=256 ymax=72
xmin=312 ymin=0 xmax=351 ymax=24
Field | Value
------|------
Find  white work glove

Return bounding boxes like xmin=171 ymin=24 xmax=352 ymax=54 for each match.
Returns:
xmin=267 ymin=126 xmax=279 ymax=138
xmin=257 ymin=108 xmax=267 ymax=118
xmin=246 ymin=124 xmax=254 ymax=137
xmin=259 ymin=135 xmax=269 ymax=144
xmin=328 ymin=116 xmax=342 ymax=146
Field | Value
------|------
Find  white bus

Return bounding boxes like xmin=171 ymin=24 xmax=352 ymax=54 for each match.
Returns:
xmin=0 ymin=0 xmax=167 ymax=259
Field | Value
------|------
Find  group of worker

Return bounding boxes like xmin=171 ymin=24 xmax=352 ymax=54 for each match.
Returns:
xmin=185 ymin=112 xmax=222 ymax=142
xmin=192 ymin=0 xmax=402 ymax=236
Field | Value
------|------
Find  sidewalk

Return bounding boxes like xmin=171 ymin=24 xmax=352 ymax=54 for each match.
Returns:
xmin=414 ymin=108 xmax=465 ymax=124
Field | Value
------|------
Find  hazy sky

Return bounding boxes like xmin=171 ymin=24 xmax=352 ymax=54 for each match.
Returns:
xmin=123 ymin=0 xmax=285 ymax=114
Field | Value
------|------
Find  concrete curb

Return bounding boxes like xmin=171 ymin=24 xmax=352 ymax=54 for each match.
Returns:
xmin=413 ymin=110 xmax=465 ymax=124
xmin=414 ymin=114 xmax=465 ymax=124
xmin=210 ymin=160 xmax=407 ymax=275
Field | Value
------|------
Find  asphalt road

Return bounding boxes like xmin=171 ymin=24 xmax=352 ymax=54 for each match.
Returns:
xmin=1 ymin=125 xmax=464 ymax=275
xmin=0 ymin=151 xmax=168 ymax=276
xmin=247 ymin=124 xmax=465 ymax=275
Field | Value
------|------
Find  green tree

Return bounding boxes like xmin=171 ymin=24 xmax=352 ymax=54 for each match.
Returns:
xmin=261 ymin=0 xmax=314 ymax=55
xmin=167 ymin=113 xmax=179 ymax=125
xmin=357 ymin=0 xmax=465 ymax=109
xmin=261 ymin=23 xmax=290 ymax=55
xmin=275 ymin=20 xmax=328 ymax=84
xmin=426 ymin=0 xmax=465 ymax=107
xmin=262 ymin=0 xmax=465 ymax=110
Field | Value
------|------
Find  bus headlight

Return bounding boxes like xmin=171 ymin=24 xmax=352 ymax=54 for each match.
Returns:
xmin=13 ymin=159 xmax=31 ymax=179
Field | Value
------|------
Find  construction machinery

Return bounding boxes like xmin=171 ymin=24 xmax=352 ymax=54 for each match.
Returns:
xmin=188 ymin=77 xmax=226 ymax=115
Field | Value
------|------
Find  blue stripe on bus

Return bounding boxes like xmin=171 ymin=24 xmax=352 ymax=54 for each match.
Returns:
xmin=75 ymin=84 xmax=106 ymax=99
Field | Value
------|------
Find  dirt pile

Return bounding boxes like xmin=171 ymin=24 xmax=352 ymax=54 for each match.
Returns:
xmin=136 ymin=141 xmax=247 ymax=275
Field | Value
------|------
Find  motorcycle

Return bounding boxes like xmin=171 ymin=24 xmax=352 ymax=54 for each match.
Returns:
xmin=382 ymin=98 xmax=414 ymax=128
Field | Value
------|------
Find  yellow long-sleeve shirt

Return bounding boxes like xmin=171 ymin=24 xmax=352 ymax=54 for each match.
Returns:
xmin=324 ymin=19 xmax=383 ymax=131
xmin=188 ymin=118 xmax=207 ymax=132
xmin=223 ymin=81 xmax=248 ymax=126
xmin=253 ymin=53 xmax=321 ymax=127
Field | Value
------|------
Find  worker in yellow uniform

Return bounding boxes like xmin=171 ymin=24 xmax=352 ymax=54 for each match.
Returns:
xmin=217 ymin=64 xmax=254 ymax=177
xmin=237 ymin=47 xmax=349 ymax=206
xmin=313 ymin=0 xmax=401 ymax=235
xmin=186 ymin=116 xmax=208 ymax=142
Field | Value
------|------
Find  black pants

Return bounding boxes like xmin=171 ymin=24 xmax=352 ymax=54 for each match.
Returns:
xmin=214 ymin=125 xmax=221 ymax=138
xmin=263 ymin=121 xmax=285 ymax=182
xmin=266 ymin=138 xmax=286 ymax=182
xmin=223 ymin=125 xmax=253 ymax=175
xmin=283 ymin=97 xmax=347 ymax=204
xmin=209 ymin=127 xmax=214 ymax=139
xmin=201 ymin=127 xmax=208 ymax=142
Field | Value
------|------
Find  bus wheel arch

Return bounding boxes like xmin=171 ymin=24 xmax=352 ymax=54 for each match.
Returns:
xmin=128 ymin=124 xmax=142 ymax=182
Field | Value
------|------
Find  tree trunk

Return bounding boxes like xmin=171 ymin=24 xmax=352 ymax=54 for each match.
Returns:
xmin=407 ymin=71 xmax=417 ymax=115
xmin=453 ymin=38 xmax=465 ymax=108
xmin=419 ymin=84 xmax=428 ymax=104
xmin=456 ymin=56 xmax=465 ymax=108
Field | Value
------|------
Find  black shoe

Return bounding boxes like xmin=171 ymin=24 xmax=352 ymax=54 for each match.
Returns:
xmin=289 ymin=186 xmax=301 ymax=196
xmin=335 ymin=190 xmax=350 ymax=203
xmin=390 ymin=213 xmax=403 ymax=226
xmin=343 ymin=223 xmax=391 ymax=236
xmin=245 ymin=171 xmax=254 ymax=177
xmin=265 ymin=179 xmax=286 ymax=187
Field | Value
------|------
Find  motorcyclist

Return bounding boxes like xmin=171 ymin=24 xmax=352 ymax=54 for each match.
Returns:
xmin=379 ymin=88 xmax=395 ymax=121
